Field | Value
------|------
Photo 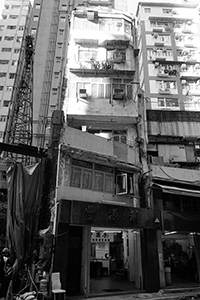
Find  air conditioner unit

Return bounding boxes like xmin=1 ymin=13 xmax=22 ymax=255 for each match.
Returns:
xmin=116 ymin=173 xmax=127 ymax=195
xmin=87 ymin=11 xmax=95 ymax=21
xmin=79 ymin=88 xmax=87 ymax=99
xmin=113 ymin=88 xmax=125 ymax=100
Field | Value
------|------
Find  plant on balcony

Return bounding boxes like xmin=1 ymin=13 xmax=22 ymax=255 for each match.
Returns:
xmin=90 ymin=58 xmax=101 ymax=69
xmin=102 ymin=60 xmax=114 ymax=70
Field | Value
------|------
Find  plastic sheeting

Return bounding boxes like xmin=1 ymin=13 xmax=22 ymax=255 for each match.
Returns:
xmin=6 ymin=162 xmax=43 ymax=275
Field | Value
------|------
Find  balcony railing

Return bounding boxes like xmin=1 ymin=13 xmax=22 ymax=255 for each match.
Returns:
xmin=159 ymin=88 xmax=171 ymax=94
xmin=108 ymin=135 xmax=136 ymax=148
xmin=180 ymin=63 xmax=200 ymax=80
xmin=182 ymin=81 xmax=200 ymax=96
xmin=69 ymin=59 xmax=135 ymax=76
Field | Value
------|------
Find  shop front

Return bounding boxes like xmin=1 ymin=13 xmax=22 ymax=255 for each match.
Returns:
xmin=153 ymin=182 xmax=200 ymax=287
xmin=53 ymin=199 xmax=160 ymax=296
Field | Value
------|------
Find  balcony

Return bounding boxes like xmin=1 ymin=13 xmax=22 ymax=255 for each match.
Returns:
xmin=180 ymin=63 xmax=200 ymax=80
xmin=157 ymin=70 xmax=177 ymax=78
xmin=70 ymin=59 xmax=135 ymax=77
xmin=75 ymin=37 xmax=130 ymax=49
xmin=182 ymin=81 xmax=200 ymax=96
xmin=62 ymin=127 xmax=140 ymax=167
xmin=159 ymin=88 xmax=171 ymax=95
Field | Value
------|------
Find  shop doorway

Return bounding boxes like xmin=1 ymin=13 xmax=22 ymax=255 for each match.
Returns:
xmin=90 ymin=227 xmax=142 ymax=295
xmin=162 ymin=231 xmax=200 ymax=286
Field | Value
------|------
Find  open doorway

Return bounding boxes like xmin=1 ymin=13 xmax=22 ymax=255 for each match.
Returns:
xmin=162 ymin=231 xmax=200 ymax=286
xmin=90 ymin=227 xmax=141 ymax=295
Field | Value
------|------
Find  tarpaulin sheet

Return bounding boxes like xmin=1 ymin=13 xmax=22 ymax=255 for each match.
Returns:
xmin=6 ymin=162 xmax=43 ymax=274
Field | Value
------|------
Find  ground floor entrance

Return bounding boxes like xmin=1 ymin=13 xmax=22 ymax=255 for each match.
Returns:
xmin=89 ymin=227 xmax=142 ymax=295
xmin=162 ymin=231 xmax=200 ymax=286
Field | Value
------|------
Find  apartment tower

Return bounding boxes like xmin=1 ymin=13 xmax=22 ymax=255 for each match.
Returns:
xmin=137 ymin=1 xmax=200 ymax=288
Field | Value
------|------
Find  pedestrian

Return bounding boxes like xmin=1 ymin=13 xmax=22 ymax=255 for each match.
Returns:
xmin=187 ymin=252 xmax=197 ymax=282
xmin=0 ymin=248 xmax=13 ymax=298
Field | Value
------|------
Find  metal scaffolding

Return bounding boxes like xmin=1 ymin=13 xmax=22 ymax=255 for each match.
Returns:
xmin=3 ymin=35 xmax=34 ymax=164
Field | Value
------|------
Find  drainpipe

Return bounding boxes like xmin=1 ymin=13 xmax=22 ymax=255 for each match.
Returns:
xmin=50 ymin=142 xmax=61 ymax=279
xmin=53 ymin=142 xmax=61 ymax=235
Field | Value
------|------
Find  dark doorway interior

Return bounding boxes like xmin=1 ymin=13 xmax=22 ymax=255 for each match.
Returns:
xmin=66 ymin=226 xmax=82 ymax=295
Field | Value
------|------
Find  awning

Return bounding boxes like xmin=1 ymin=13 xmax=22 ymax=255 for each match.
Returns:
xmin=154 ymin=184 xmax=200 ymax=198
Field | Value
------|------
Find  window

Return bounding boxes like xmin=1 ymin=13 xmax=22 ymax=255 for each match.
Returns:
xmin=0 ymin=73 xmax=6 ymax=77
xmin=60 ymin=17 xmax=65 ymax=22
xmin=158 ymin=97 xmax=179 ymax=107
xmin=116 ymin=174 xmax=127 ymax=195
xmin=144 ymin=7 xmax=151 ymax=13
xmin=82 ymin=169 xmax=92 ymax=189
xmin=99 ymin=18 xmax=124 ymax=33
xmin=54 ymin=72 xmax=59 ymax=78
xmin=1 ymin=48 xmax=11 ymax=52
xmin=0 ymin=86 xmax=3 ymax=91
xmin=78 ymin=49 xmax=97 ymax=61
xmin=2 ymin=15 xmax=7 ymax=20
xmin=70 ymin=159 xmax=114 ymax=193
xmin=150 ymin=21 xmax=169 ymax=28
xmin=11 ymin=60 xmax=17 ymax=66
xmin=77 ymin=82 xmax=111 ymax=99
xmin=157 ymin=80 xmax=176 ymax=91
xmin=6 ymin=86 xmax=13 ymax=92
xmin=70 ymin=166 xmax=81 ymax=187
xmin=105 ymin=174 xmax=114 ymax=193
xmin=3 ymin=101 xmax=9 ymax=107
xmin=148 ymin=48 xmax=172 ymax=59
xmin=59 ymin=29 xmax=64 ymax=35
xmin=0 ymin=60 xmax=9 ymax=64
xmin=9 ymin=15 xmax=18 ymax=19
xmin=33 ymin=16 xmax=39 ymax=22
xmin=124 ymin=20 xmax=131 ymax=35
xmin=0 ymin=26 xmax=4 ymax=31
xmin=19 ymin=26 xmax=24 ymax=31
xmin=9 ymin=73 xmax=15 ymax=79
xmin=163 ymin=9 xmax=172 ymax=14
xmin=31 ymin=29 xmax=36 ymax=35
xmin=16 ymin=37 xmax=22 ymax=43
xmin=4 ymin=36 xmax=14 ymax=41
xmin=56 ymin=57 xmax=61 ymax=63
xmin=7 ymin=25 xmax=16 ymax=30
xmin=158 ymin=98 xmax=165 ymax=106
xmin=57 ymin=42 xmax=63 ymax=48
xmin=11 ymin=5 xmax=20 ymax=8
xmin=52 ymin=88 xmax=57 ymax=95
xmin=0 ymin=116 xmax=6 ymax=122
xmin=94 ymin=172 xmax=104 ymax=191
xmin=14 ymin=49 xmax=20 ymax=53
xmin=35 ymin=4 xmax=41 ymax=9
xmin=165 ymin=98 xmax=179 ymax=107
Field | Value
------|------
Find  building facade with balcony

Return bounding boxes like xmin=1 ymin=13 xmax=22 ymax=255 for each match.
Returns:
xmin=137 ymin=1 xmax=200 ymax=288
xmin=50 ymin=0 xmax=162 ymax=296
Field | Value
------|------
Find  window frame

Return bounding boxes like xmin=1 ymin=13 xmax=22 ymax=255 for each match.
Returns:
xmin=70 ymin=162 xmax=114 ymax=194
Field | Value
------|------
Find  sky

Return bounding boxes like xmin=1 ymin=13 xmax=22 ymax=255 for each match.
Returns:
xmin=0 ymin=1 xmax=4 ymax=16
xmin=0 ymin=0 xmax=196 ymax=21
xmin=0 ymin=0 xmax=139 ymax=17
